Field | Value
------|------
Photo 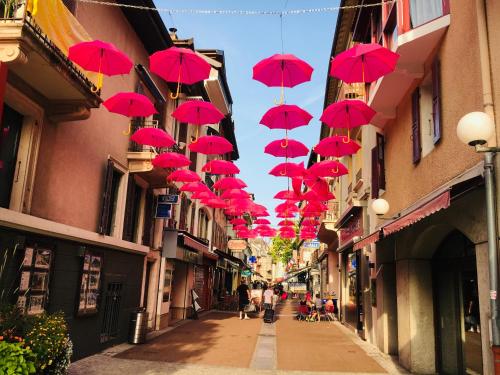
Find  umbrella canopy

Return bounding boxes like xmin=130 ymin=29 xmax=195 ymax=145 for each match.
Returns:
xmin=277 ymin=211 xmax=295 ymax=219
xmin=203 ymin=198 xmax=227 ymax=208
xmin=314 ymin=135 xmax=361 ymax=158
xmin=275 ymin=203 xmax=298 ymax=213
xmin=260 ymin=104 xmax=313 ymax=130
xmin=302 ymin=219 xmax=320 ymax=226
xmin=274 ymin=190 xmax=301 ymax=201
xmin=254 ymin=211 xmax=270 ymax=217
xmin=260 ymin=229 xmax=277 ymax=237
xmin=264 ymin=138 xmax=309 ymax=158
xmin=269 ymin=162 xmax=305 ymax=178
xmin=278 ymin=219 xmax=295 ymax=227
xmin=189 ymin=136 xmax=234 ymax=155
xmin=69 ymin=40 xmax=133 ymax=89
xmin=180 ymin=182 xmax=210 ymax=192
xmin=167 ymin=170 xmax=201 ymax=183
xmin=233 ymin=224 xmax=248 ymax=231
xmin=253 ymin=54 xmax=313 ymax=88
xmin=192 ymin=191 xmax=217 ymax=200
xmin=308 ymin=160 xmax=349 ymax=178
xmin=301 ymin=225 xmax=318 ymax=232
xmin=103 ymin=92 xmax=157 ymax=118
xmin=253 ymin=218 xmax=271 ymax=225
xmin=230 ymin=218 xmax=247 ymax=225
xmin=221 ymin=189 xmax=251 ymax=200
xmin=171 ymin=100 xmax=225 ymax=125
xmin=330 ymin=43 xmax=399 ymax=84
xmin=300 ymin=232 xmax=317 ymax=240
xmin=255 ymin=224 xmax=272 ymax=231
xmin=202 ymin=160 xmax=240 ymax=175
xmin=152 ymin=152 xmax=191 ymax=168
xmin=213 ymin=177 xmax=247 ymax=190
xmin=150 ymin=47 xmax=211 ymax=85
xmin=130 ymin=128 xmax=176 ymax=148
xmin=320 ymin=100 xmax=376 ymax=129
xmin=302 ymin=189 xmax=335 ymax=202
xmin=279 ymin=231 xmax=296 ymax=239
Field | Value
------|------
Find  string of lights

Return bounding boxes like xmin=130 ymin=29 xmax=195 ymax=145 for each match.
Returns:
xmin=76 ymin=0 xmax=395 ymax=16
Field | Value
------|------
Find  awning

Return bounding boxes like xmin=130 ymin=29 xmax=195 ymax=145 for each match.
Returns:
xmin=334 ymin=205 xmax=362 ymax=229
xmin=214 ymin=249 xmax=247 ymax=269
xmin=353 ymin=231 xmax=381 ymax=251
xmin=280 ymin=267 xmax=311 ymax=283
xmin=382 ymin=190 xmax=450 ymax=237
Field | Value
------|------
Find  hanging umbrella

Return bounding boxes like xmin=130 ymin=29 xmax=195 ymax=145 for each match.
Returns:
xmin=254 ymin=211 xmax=270 ymax=218
xmin=180 ymin=182 xmax=209 ymax=192
xmin=255 ymin=224 xmax=272 ymax=232
xmin=203 ymin=198 xmax=228 ymax=208
xmin=150 ymin=46 xmax=211 ymax=99
xmin=231 ymin=218 xmax=247 ymax=225
xmin=330 ymin=43 xmax=400 ymax=84
xmin=275 ymin=204 xmax=299 ymax=214
xmin=264 ymin=138 xmax=309 ymax=158
xmin=213 ymin=177 xmax=247 ymax=190
xmin=167 ymin=169 xmax=201 ymax=183
xmin=279 ymin=231 xmax=296 ymax=239
xmin=130 ymin=128 xmax=176 ymax=148
xmin=278 ymin=219 xmax=295 ymax=227
xmin=301 ymin=225 xmax=318 ymax=233
xmin=303 ymin=201 xmax=328 ymax=211
xmin=152 ymin=152 xmax=191 ymax=168
xmin=320 ymin=100 xmax=376 ymax=130
xmin=233 ymin=224 xmax=248 ymax=231
xmin=171 ymin=100 xmax=225 ymax=125
xmin=303 ymin=173 xmax=330 ymax=195
xmin=189 ymin=136 xmax=233 ymax=155
xmin=302 ymin=218 xmax=320 ymax=226
xmin=202 ymin=160 xmax=240 ymax=175
xmin=254 ymin=218 xmax=271 ymax=225
xmin=274 ymin=190 xmax=301 ymax=201
xmin=221 ymin=189 xmax=250 ymax=199
xmin=277 ymin=211 xmax=295 ymax=219
xmin=302 ymin=189 xmax=335 ymax=202
xmin=68 ymin=40 xmax=133 ymax=91
xmin=308 ymin=160 xmax=348 ymax=178
xmin=253 ymin=54 xmax=313 ymax=92
xmin=192 ymin=191 xmax=217 ymax=200
xmin=269 ymin=162 xmax=305 ymax=178
xmin=260 ymin=229 xmax=277 ymax=237
xmin=260 ymin=104 xmax=313 ymax=130
xmin=300 ymin=232 xmax=316 ymax=240
xmin=314 ymin=135 xmax=361 ymax=158
xmin=103 ymin=92 xmax=157 ymax=117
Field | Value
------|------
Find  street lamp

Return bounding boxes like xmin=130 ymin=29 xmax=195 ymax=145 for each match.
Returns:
xmin=371 ymin=198 xmax=400 ymax=220
xmin=457 ymin=111 xmax=500 ymax=352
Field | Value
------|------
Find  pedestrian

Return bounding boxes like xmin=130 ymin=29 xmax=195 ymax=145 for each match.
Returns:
xmin=263 ymin=284 xmax=274 ymax=310
xmin=236 ymin=279 xmax=251 ymax=320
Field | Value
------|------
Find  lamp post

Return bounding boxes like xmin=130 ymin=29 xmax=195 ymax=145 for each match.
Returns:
xmin=457 ymin=111 xmax=500 ymax=361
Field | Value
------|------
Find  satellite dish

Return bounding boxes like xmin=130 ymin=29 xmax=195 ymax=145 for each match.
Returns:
xmin=192 ymin=290 xmax=199 ymax=299
xmin=194 ymin=300 xmax=202 ymax=311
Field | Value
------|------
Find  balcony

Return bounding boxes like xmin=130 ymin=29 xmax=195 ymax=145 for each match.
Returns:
xmin=0 ymin=2 xmax=101 ymax=121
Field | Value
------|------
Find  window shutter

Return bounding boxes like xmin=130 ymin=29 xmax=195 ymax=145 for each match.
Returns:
xmin=371 ymin=147 xmax=379 ymax=199
xmin=432 ymin=59 xmax=442 ymax=144
xmin=189 ymin=151 xmax=198 ymax=172
xmin=376 ymin=133 xmax=386 ymax=190
xmin=142 ymin=189 xmax=154 ymax=246
xmin=98 ymin=160 xmax=114 ymax=234
xmin=190 ymin=205 xmax=196 ymax=234
xmin=178 ymin=123 xmax=188 ymax=144
xmin=179 ymin=195 xmax=188 ymax=230
xmin=411 ymin=88 xmax=421 ymax=164
xmin=122 ymin=175 xmax=136 ymax=242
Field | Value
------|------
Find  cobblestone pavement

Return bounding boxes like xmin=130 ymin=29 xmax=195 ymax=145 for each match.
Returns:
xmin=69 ymin=301 xmax=408 ymax=375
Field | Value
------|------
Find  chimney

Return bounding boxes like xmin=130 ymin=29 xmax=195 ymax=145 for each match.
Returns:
xmin=169 ymin=27 xmax=178 ymax=40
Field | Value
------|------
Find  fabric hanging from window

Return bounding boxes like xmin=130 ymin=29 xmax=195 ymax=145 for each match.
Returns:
xmin=410 ymin=0 xmax=443 ymax=28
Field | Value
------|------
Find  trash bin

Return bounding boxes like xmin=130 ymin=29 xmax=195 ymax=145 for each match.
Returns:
xmin=128 ymin=308 xmax=148 ymax=344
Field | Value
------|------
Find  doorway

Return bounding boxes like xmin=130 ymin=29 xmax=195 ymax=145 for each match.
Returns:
xmin=433 ymin=231 xmax=482 ymax=374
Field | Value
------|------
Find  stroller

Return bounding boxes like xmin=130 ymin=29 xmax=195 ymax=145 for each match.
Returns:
xmin=296 ymin=304 xmax=309 ymax=321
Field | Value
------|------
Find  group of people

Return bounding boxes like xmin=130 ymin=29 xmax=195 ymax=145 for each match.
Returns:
xmin=297 ymin=292 xmax=338 ymax=321
xmin=236 ymin=279 xmax=284 ymax=320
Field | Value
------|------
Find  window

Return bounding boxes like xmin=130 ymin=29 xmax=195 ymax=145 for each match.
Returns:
xmin=189 ymin=150 xmax=198 ymax=172
xmin=198 ymin=209 xmax=209 ymax=240
xmin=190 ymin=204 xmax=196 ymax=234
xmin=179 ymin=194 xmax=189 ymax=231
xmin=410 ymin=0 xmax=445 ymax=28
xmin=98 ymin=159 xmax=125 ymax=236
xmin=18 ymin=245 xmax=53 ymax=315
xmin=62 ymin=0 xmax=77 ymax=14
xmin=371 ymin=134 xmax=386 ymax=199
xmin=122 ymin=175 xmax=144 ymax=243
xmin=77 ymin=250 xmax=102 ymax=316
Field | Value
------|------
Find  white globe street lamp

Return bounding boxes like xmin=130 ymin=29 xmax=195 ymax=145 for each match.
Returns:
xmin=457 ymin=111 xmax=495 ymax=146
xmin=372 ymin=198 xmax=390 ymax=216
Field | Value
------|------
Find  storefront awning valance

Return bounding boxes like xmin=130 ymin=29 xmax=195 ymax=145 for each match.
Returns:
xmin=382 ymin=190 xmax=451 ymax=237
xmin=213 ymin=249 xmax=247 ymax=269
xmin=353 ymin=231 xmax=381 ymax=250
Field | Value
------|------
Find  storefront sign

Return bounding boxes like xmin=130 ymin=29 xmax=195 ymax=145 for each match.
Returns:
xmin=302 ymin=240 xmax=320 ymax=248
xmin=340 ymin=212 xmax=363 ymax=243
xmin=182 ymin=249 xmax=199 ymax=264
xmin=159 ymin=194 xmax=179 ymax=204
xmin=155 ymin=202 xmax=172 ymax=218
xmin=228 ymin=239 xmax=247 ymax=251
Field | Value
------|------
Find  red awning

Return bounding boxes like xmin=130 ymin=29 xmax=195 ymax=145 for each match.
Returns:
xmin=353 ymin=231 xmax=381 ymax=250
xmin=382 ymin=190 xmax=451 ymax=236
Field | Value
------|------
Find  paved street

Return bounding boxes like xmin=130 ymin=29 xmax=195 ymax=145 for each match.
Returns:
xmin=69 ymin=301 xmax=406 ymax=375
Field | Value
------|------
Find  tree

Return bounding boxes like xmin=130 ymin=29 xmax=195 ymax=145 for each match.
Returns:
xmin=268 ymin=227 xmax=300 ymax=264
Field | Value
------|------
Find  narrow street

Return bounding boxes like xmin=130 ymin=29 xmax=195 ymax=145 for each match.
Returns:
xmin=69 ymin=301 xmax=406 ymax=375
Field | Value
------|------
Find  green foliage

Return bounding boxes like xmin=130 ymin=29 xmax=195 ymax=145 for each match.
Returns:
xmin=269 ymin=235 xmax=297 ymax=265
xmin=0 ymin=305 xmax=35 ymax=342
xmin=0 ymin=341 xmax=36 ymax=374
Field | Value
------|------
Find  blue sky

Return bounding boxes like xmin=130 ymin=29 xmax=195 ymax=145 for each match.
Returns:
xmin=157 ymin=1 xmax=339 ymax=226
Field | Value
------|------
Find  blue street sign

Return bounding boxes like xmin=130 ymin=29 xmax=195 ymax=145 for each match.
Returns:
xmin=158 ymin=194 xmax=179 ymax=204
xmin=155 ymin=203 xmax=172 ymax=218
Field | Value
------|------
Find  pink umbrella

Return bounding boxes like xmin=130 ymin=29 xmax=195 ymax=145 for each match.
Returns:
xmin=308 ymin=160 xmax=348 ymax=178
xmin=192 ymin=191 xmax=217 ymax=200
xmin=254 ymin=211 xmax=270 ymax=218
xmin=269 ymin=162 xmax=305 ymax=178
xmin=103 ymin=92 xmax=157 ymax=117
xmin=253 ymin=54 xmax=313 ymax=88
xmin=130 ymin=128 xmax=176 ymax=148
xmin=301 ymin=225 xmax=318 ymax=233
xmin=303 ymin=201 xmax=328 ymax=211
xmin=302 ymin=219 xmax=320 ymax=226
xmin=255 ymin=224 xmax=272 ymax=232
xmin=233 ymin=224 xmax=248 ymax=231
xmin=278 ymin=220 xmax=295 ymax=227
xmin=213 ymin=177 xmax=247 ymax=190
xmin=189 ymin=136 xmax=233 ymax=156
xmin=330 ymin=43 xmax=399 ymax=84
xmin=260 ymin=105 xmax=313 ymax=130
xmin=69 ymin=40 xmax=133 ymax=91
xmin=150 ymin=47 xmax=211 ymax=98
xmin=231 ymin=218 xmax=247 ymax=225
xmin=180 ymin=182 xmax=209 ymax=192
xmin=202 ymin=160 xmax=240 ymax=175
xmin=221 ymin=189 xmax=250 ymax=199
xmin=167 ymin=170 xmax=201 ymax=183
xmin=264 ymin=138 xmax=309 ymax=158
xmin=254 ymin=218 xmax=271 ymax=225
xmin=279 ymin=231 xmax=296 ymax=239
xmin=277 ymin=211 xmax=295 ymax=219
xmin=303 ymin=173 xmax=330 ymax=195
xmin=300 ymin=232 xmax=316 ymax=240
xmin=320 ymin=100 xmax=376 ymax=130
xmin=152 ymin=152 xmax=191 ymax=168
xmin=260 ymin=229 xmax=277 ymax=237
xmin=314 ymin=135 xmax=361 ymax=158
xmin=172 ymin=100 xmax=225 ymax=125
xmin=203 ymin=198 xmax=227 ymax=208
xmin=275 ymin=204 xmax=299 ymax=214
xmin=274 ymin=190 xmax=301 ymax=201
xmin=302 ymin=189 xmax=335 ymax=202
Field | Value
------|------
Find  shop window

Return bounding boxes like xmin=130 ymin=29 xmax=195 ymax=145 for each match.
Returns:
xmin=163 ymin=267 xmax=173 ymax=303
xmin=76 ymin=250 xmax=102 ymax=316
xmin=98 ymin=159 xmax=125 ymax=236
xmin=17 ymin=245 xmax=53 ymax=315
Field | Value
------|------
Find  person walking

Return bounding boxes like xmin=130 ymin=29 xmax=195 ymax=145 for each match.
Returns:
xmin=263 ymin=284 xmax=274 ymax=310
xmin=236 ymin=279 xmax=251 ymax=320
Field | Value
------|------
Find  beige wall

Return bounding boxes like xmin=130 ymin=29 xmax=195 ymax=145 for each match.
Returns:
xmin=30 ymin=5 xmax=171 ymax=232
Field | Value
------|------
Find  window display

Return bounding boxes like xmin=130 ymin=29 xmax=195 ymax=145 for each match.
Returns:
xmin=77 ymin=251 xmax=102 ymax=316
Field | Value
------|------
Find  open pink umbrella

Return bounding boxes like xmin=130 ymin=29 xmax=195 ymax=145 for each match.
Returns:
xmin=330 ymin=43 xmax=399 ymax=84
xmin=274 ymin=190 xmax=301 ymax=201
xmin=130 ymin=128 xmax=176 ymax=148
xmin=203 ymin=198 xmax=227 ymax=208
xmin=260 ymin=229 xmax=277 ymax=237
xmin=180 ymin=182 xmax=209 ymax=192
xmin=264 ymin=138 xmax=309 ymax=158
xmin=269 ymin=162 xmax=305 ymax=178
xmin=167 ymin=169 xmax=201 ymax=183
xmin=189 ymin=136 xmax=233 ymax=155
xmin=234 ymin=224 xmax=248 ymax=231
xmin=150 ymin=46 xmax=211 ymax=99
xmin=69 ymin=40 xmax=133 ymax=91
xmin=103 ymin=92 xmax=157 ymax=117
xmin=308 ymin=160 xmax=348 ymax=178
xmin=253 ymin=54 xmax=313 ymax=88
xmin=221 ymin=189 xmax=250 ymax=199
xmin=152 ymin=152 xmax=191 ymax=168
xmin=301 ymin=225 xmax=318 ymax=232
xmin=213 ymin=177 xmax=247 ymax=190
xmin=300 ymin=232 xmax=316 ymax=240
xmin=255 ymin=224 xmax=272 ymax=231
xmin=279 ymin=231 xmax=296 ymax=239
xmin=278 ymin=219 xmax=295 ymax=227
xmin=260 ymin=104 xmax=313 ymax=130
xmin=302 ymin=189 xmax=335 ymax=202
xmin=302 ymin=218 xmax=320 ymax=226
xmin=303 ymin=202 xmax=328 ymax=212
xmin=202 ymin=160 xmax=240 ymax=175
xmin=314 ymin=135 xmax=361 ymax=158
xmin=275 ymin=204 xmax=299 ymax=214
xmin=254 ymin=218 xmax=271 ymax=225
xmin=192 ymin=191 xmax=217 ymax=200
xmin=277 ymin=211 xmax=296 ymax=219
xmin=231 ymin=218 xmax=247 ymax=225
xmin=172 ymin=100 xmax=225 ymax=125
xmin=320 ymin=100 xmax=376 ymax=130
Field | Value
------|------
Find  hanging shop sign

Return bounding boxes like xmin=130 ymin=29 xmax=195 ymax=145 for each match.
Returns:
xmin=155 ymin=202 xmax=172 ymax=219
xmin=340 ymin=211 xmax=363 ymax=244
xmin=228 ymin=239 xmax=247 ymax=252
xmin=159 ymin=194 xmax=180 ymax=204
